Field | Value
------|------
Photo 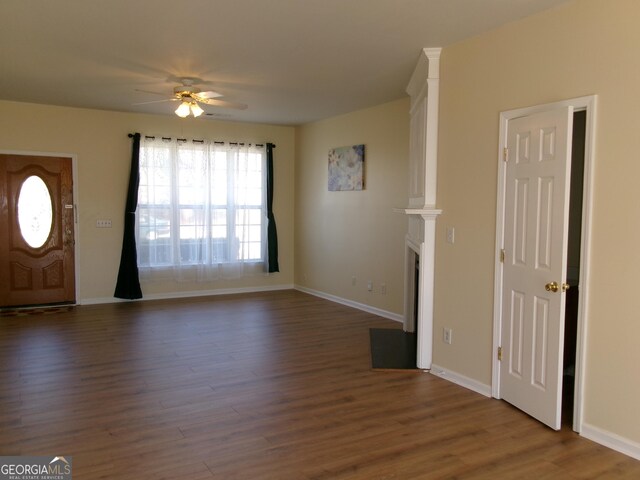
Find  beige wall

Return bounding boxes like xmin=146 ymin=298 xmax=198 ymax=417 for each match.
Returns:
xmin=3 ymin=0 xmax=639 ymax=449
xmin=434 ymin=0 xmax=640 ymax=443
xmin=0 ymin=100 xmax=295 ymax=303
xmin=295 ymin=98 xmax=409 ymax=316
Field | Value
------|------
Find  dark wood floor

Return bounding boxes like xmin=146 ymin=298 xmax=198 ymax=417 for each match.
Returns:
xmin=1 ymin=290 xmax=639 ymax=479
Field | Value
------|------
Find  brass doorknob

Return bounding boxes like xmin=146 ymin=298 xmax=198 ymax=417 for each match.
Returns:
xmin=545 ymin=281 xmax=559 ymax=293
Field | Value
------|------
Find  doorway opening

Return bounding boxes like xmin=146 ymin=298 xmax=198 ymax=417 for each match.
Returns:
xmin=562 ymin=109 xmax=586 ymax=427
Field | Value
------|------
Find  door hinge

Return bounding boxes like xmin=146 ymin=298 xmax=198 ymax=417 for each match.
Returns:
xmin=497 ymin=346 xmax=503 ymax=361
xmin=500 ymin=249 xmax=505 ymax=263
xmin=503 ymin=147 xmax=509 ymax=162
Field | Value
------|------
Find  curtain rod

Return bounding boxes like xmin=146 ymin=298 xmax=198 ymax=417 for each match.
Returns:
xmin=128 ymin=133 xmax=274 ymax=148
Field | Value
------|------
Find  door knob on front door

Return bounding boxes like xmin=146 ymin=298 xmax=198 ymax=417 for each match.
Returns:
xmin=545 ymin=281 xmax=559 ymax=293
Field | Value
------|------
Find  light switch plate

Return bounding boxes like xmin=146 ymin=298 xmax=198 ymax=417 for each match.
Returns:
xmin=446 ymin=227 xmax=455 ymax=244
xmin=96 ymin=219 xmax=112 ymax=228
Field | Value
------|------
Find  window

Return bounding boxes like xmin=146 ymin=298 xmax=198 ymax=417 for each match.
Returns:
xmin=136 ymin=137 xmax=266 ymax=279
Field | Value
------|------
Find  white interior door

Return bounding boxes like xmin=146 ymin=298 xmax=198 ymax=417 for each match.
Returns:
xmin=500 ymin=106 xmax=573 ymax=430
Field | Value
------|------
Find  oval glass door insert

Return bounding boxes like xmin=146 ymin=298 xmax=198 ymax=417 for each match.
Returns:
xmin=18 ymin=175 xmax=53 ymax=248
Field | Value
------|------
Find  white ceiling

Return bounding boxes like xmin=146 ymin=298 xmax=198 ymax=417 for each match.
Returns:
xmin=0 ymin=0 xmax=569 ymax=125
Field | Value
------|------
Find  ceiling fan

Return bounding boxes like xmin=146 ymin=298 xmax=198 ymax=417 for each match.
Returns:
xmin=134 ymin=77 xmax=248 ymax=118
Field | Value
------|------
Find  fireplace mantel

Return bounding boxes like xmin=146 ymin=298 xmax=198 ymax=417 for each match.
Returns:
xmin=395 ymin=207 xmax=442 ymax=219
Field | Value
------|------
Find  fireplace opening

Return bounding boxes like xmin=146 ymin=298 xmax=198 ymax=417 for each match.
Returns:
xmin=405 ymin=247 xmax=420 ymax=335
xmin=413 ymin=254 xmax=419 ymax=349
xmin=368 ymin=247 xmax=419 ymax=370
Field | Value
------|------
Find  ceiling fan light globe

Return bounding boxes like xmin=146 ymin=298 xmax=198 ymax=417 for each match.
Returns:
xmin=190 ymin=102 xmax=204 ymax=117
xmin=175 ymin=101 xmax=191 ymax=118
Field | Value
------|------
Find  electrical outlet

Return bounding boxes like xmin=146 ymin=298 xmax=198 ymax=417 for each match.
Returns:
xmin=443 ymin=328 xmax=452 ymax=344
xmin=367 ymin=280 xmax=373 ymax=292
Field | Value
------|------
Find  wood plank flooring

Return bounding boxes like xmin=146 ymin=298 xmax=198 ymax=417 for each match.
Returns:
xmin=1 ymin=290 xmax=639 ymax=479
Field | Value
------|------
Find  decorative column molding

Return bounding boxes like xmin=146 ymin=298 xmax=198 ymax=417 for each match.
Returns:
xmin=399 ymin=47 xmax=442 ymax=370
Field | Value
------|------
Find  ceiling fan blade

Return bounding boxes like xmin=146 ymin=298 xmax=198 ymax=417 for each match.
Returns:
xmin=194 ymin=90 xmax=223 ymax=100
xmin=198 ymin=97 xmax=248 ymax=110
xmin=132 ymin=98 xmax=178 ymax=106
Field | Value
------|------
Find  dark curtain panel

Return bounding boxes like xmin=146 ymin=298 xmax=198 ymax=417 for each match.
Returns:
xmin=266 ymin=143 xmax=279 ymax=273
xmin=114 ymin=133 xmax=143 ymax=299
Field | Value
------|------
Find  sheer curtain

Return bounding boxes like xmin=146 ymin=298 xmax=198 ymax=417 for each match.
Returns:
xmin=137 ymin=136 xmax=266 ymax=282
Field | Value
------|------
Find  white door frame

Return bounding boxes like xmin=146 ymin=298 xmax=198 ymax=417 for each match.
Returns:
xmin=0 ymin=149 xmax=80 ymax=305
xmin=492 ymin=95 xmax=597 ymax=432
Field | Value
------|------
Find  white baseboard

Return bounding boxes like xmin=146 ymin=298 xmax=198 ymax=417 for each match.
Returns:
xmin=428 ymin=365 xmax=640 ymax=462
xmin=430 ymin=363 xmax=492 ymax=398
xmin=294 ymin=285 xmax=403 ymax=323
xmin=580 ymin=422 xmax=640 ymax=461
xmin=79 ymin=284 xmax=295 ymax=306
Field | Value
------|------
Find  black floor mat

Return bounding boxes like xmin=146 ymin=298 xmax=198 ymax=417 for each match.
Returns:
xmin=369 ymin=328 xmax=418 ymax=370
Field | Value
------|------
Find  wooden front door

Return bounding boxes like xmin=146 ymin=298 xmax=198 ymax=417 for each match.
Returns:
xmin=0 ymin=154 xmax=75 ymax=307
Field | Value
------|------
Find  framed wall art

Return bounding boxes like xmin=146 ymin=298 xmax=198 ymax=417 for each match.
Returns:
xmin=328 ymin=144 xmax=364 ymax=191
